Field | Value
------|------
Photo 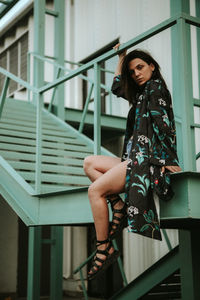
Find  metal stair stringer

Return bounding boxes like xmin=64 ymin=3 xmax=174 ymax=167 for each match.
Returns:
xmin=0 ymin=98 xmax=114 ymax=226
xmin=110 ymin=246 xmax=180 ymax=300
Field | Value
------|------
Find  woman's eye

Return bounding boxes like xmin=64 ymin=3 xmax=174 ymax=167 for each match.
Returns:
xmin=137 ymin=65 xmax=143 ymax=70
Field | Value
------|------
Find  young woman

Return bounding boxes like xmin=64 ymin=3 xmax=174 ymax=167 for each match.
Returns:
xmin=84 ymin=44 xmax=181 ymax=280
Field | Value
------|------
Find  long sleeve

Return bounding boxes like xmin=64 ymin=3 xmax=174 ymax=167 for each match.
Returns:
xmin=111 ymin=75 xmax=128 ymax=100
xmin=148 ymin=80 xmax=172 ymax=137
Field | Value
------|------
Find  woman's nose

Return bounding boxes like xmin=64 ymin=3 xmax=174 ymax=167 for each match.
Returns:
xmin=135 ymin=69 xmax=140 ymax=77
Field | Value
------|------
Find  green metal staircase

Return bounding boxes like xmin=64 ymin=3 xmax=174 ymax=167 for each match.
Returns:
xmin=110 ymin=246 xmax=181 ymax=300
xmin=1 ymin=0 xmax=200 ymax=299
xmin=0 ymin=97 xmax=113 ymax=226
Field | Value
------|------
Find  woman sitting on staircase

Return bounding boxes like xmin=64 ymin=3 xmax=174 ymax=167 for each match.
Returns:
xmin=83 ymin=43 xmax=181 ymax=280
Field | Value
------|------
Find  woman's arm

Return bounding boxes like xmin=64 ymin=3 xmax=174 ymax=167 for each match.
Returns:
xmin=111 ymin=44 xmax=128 ymax=99
xmin=113 ymin=43 xmax=127 ymax=76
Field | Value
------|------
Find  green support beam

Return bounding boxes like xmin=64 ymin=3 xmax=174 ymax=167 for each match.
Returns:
xmin=54 ymin=0 xmax=65 ymax=120
xmin=33 ymin=0 xmax=45 ymax=92
xmin=27 ymin=227 xmax=42 ymax=300
xmin=50 ymin=226 xmax=63 ymax=300
xmin=94 ymin=62 xmax=101 ymax=155
xmin=196 ymin=0 xmax=200 ymax=92
xmin=178 ymin=230 xmax=200 ymax=300
xmin=170 ymin=0 xmax=196 ymax=171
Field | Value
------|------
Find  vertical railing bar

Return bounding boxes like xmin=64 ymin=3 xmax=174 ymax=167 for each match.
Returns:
xmin=94 ymin=63 xmax=101 ymax=155
xmin=79 ymin=269 xmax=88 ymax=300
xmin=0 ymin=76 xmax=10 ymax=119
xmin=35 ymin=92 xmax=43 ymax=193
xmin=112 ymin=239 xmax=128 ymax=286
xmin=78 ymin=83 xmax=94 ymax=133
xmin=161 ymin=229 xmax=173 ymax=251
xmin=48 ymin=67 xmax=62 ymax=112
xmin=27 ymin=52 xmax=31 ymax=102
xmin=109 ymin=91 xmax=112 ymax=115
xmin=195 ymin=0 xmax=200 ymax=109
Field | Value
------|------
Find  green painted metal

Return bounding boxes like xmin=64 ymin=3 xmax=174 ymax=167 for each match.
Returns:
xmin=160 ymin=171 xmax=200 ymax=221
xmin=94 ymin=62 xmax=101 ymax=155
xmin=110 ymin=247 xmax=180 ymax=300
xmin=54 ymin=0 xmax=65 ymax=120
xmin=50 ymin=226 xmax=63 ymax=300
xmin=35 ymin=92 xmax=43 ymax=193
xmin=0 ymin=0 xmax=18 ymax=18
xmin=33 ymin=0 xmax=45 ymax=92
xmin=171 ymin=0 xmax=190 ymax=14
xmin=170 ymin=8 xmax=196 ymax=171
xmin=27 ymin=226 xmax=42 ymax=300
xmin=0 ymin=66 xmax=37 ymax=92
xmin=64 ymin=107 xmax=126 ymax=132
xmin=0 ymin=76 xmax=9 ymax=118
xmin=38 ymin=14 xmax=180 ymax=95
xmin=48 ymin=67 xmax=62 ymax=112
xmin=112 ymin=239 xmax=128 ymax=286
xmin=79 ymin=83 xmax=94 ymax=133
xmin=161 ymin=229 xmax=172 ymax=251
xmin=79 ymin=269 xmax=88 ymax=300
xmin=196 ymin=0 xmax=200 ymax=96
xmin=178 ymin=229 xmax=200 ymax=300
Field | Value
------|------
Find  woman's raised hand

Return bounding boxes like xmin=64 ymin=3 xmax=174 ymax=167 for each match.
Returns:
xmin=113 ymin=43 xmax=127 ymax=59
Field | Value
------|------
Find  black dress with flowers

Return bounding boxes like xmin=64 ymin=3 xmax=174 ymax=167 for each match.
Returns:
xmin=111 ymin=75 xmax=179 ymax=240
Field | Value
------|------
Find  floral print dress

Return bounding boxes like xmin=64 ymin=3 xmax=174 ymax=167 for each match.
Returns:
xmin=112 ymin=76 xmax=179 ymax=240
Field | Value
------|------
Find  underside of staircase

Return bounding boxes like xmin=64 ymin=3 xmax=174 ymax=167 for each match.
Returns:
xmin=110 ymin=246 xmax=181 ymax=300
xmin=0 ymin=97 xmax=113 ymax=226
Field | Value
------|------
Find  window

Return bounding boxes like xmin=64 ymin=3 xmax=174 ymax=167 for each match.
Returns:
xmin=0 ymin=32 xmax=28 ymax=95
xmin=80 ymin=39 xmax=119 ymax=114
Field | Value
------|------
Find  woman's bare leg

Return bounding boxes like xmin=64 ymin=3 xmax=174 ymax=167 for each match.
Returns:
xmin=83 ymin=155 xmax=121 ymax=182
xmin=87 ymin=159 xmax=128 ymax=274
xmin=84 ymin=155 xmax=125 ymax=236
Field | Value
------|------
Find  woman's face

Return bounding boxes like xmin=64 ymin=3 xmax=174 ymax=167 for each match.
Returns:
xmin=129 ymin=58 xmax=155 ymax=86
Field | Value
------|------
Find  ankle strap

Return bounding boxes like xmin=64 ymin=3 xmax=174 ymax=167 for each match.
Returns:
xmin=107 ymin=195 xmax=120 ymax=208
xmin=96 ymin=238 xmax=109 ymax=246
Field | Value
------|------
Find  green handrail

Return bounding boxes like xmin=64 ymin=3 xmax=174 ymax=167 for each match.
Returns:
xmin=27 ymin=51 xmax=113 ymax=116
xmin=0 ymin=10 xmax=199 ymax=204
xmin=0 ymin=76 xmax=10 ymax=119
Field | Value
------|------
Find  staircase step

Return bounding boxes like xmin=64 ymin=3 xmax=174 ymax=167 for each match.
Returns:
xmin=139 ymin=271 xmax=181 ymax=300
xmin=0 ymin=142 xmax=92 ymax=155
xmin=18 ymin=171 xmax=90 ymax=185
xmin=0 ymin=117 xmax=68 ymax=131
xmin=8 ymin=161 xmax=85 ymax=175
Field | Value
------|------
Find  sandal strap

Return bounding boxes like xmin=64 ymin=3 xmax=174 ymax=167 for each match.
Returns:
xmin=107 ymin=195 xmax=121 ymax=209
xmin=113 ymin=216 xmax=122 ymax=222
xmin=96 ymin=238 xmax=109 ymax=246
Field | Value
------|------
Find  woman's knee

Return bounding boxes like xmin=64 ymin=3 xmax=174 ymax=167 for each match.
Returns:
xmin=83 ymin=155 xmax=95 ymax=175
xmin=88 ymin=182 xmax=103 ymax=202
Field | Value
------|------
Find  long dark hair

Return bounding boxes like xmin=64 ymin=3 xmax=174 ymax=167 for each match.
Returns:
xmin=121 ymin=49 xmax=167 ymax=104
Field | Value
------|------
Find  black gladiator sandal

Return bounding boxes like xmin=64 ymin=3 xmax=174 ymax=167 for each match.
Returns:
xmin=107 ymin=195 xmax=128 ymax=240
xmin=88 ymin=238 xmax=120 ymax=280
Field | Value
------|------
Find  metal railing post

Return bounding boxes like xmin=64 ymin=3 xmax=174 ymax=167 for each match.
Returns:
xmin=79 ymin=83 xmax=94 ymax=133
xmin=35 ymin=92 xmax=43 ymax=193
xmin=0 ymin=76 xmax=10 ymax=119
xmin=94 ymin=63 xmax=101 ymax=155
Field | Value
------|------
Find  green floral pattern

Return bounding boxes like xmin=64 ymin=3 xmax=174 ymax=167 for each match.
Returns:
xmin=112 ymin=77 xmax=180 ymax=240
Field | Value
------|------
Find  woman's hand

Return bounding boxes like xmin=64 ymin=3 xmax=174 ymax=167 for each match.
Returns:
xmin=161 ymin=166 xmax=182 ymax=173
xmin=113 ymin=43 xmax=127 ymax=76
xmin=113 ymin=43 xmax=127 ymax=59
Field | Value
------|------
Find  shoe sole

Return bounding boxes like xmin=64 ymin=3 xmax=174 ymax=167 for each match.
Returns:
xmin=88 ymin=250 xmax=120 ymax=280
